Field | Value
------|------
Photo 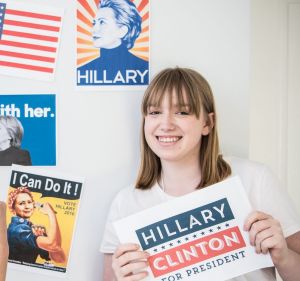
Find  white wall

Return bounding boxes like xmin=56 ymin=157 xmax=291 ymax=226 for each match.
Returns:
xmin=0 ymin=1 xmax=250 ymax=280
xmin=249 ymin=0 xmax=300 ymax=215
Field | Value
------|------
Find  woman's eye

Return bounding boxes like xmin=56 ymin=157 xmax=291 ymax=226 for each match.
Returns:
xmin=92 ymin=20 xmax=96 ymax=26
xmin=176 ymin=111 xmax=189 ymax=115
xmin=149 ymin=111 xmax=160 ymax=115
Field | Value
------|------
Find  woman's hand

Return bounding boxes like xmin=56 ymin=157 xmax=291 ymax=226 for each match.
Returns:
xmin=37 ymin=202 xmax=56 ymax=216
xmin=32 ymin=225 xmax=47 ymax=237
xmin=112 ymin=243 xmax=149 ymax=281
xmin=244 ymin=211 xmax=289 ymax=265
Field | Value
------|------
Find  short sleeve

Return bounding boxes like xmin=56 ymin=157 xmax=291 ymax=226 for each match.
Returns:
xmin=252 ymin=166 xmax=300 ymax=237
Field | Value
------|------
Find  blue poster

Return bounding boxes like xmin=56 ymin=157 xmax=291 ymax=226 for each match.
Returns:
xmin=76 ymin=0 xmax=150 ymax=88
xmin=0 ymin=94 xmax=56 ymax=166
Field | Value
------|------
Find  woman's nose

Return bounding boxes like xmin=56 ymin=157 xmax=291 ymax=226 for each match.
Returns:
xmin=92 ymin=21 xmax=100 ymax=32
xmin=160 ymin=113 xmax=175 ymax=131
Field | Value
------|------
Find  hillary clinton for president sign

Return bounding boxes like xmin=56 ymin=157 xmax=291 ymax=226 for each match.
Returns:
xmin=114 ymin=176 xmax=273 ymax=281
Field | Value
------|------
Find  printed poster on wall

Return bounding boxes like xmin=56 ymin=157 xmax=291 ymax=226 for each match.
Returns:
xmin=6 ymin=165 xmax=84 ymax=275
xmin=114 ymin=176 xmax=273 ymax=281
xmin=0 ymin=94 xmax=56 ymax=166
xmin=0 ymin=0 xmax=64 ymax=81
xmin=76 ymin=0 xmax=150 ymax=90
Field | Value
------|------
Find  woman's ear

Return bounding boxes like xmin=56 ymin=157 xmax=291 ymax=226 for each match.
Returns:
xmin=202 ymin=113 xmax=215 ymax=136
xmin=118 ymin=25 xmax=128 ymax=39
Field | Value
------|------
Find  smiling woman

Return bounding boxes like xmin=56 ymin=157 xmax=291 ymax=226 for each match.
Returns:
xmin=100 ymin=67 xmax=300 ymax=281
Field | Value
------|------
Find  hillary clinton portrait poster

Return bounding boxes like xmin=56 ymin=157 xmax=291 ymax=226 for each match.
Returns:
xmin=76 ymin=0 xmax=150 ymax=90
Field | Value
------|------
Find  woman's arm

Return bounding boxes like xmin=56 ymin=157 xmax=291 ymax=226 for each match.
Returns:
xmin=244 ymin=211 xmax=300 ymax=281
xmin=103 ymin=254 xmax=114 ymax=281
xmin=103 ymin=243 xmax=149 ymax=281
xmin=36 ymin=203 xmax=66 ymax=263
xmin=0 ymin=202 xmax=9 ymax=281
xmin=275 ymin=232 xmax=300 ymax=281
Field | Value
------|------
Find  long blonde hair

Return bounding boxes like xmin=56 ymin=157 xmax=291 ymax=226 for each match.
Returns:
xmin=135 ymin=67 xmax=231 ymax=189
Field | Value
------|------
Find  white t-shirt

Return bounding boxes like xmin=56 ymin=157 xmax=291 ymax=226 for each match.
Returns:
xmin=100 ymin=157 xmax=300 ymax=281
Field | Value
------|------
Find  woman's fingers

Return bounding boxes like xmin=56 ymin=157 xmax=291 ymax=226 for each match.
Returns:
xmin=118 ymin=250 xmax=149 ymax=266
xmin=244 ymin=211 xmax=271 ymax=232
xmin=119 ymin=261 xmax=149 ymax=278
xmin=244 ymin=210 xmax=289 ymax=264
xmin=114 ymin=243 xmax=140 ymax=259
xmin=112 ymin=243 xmax=149 ymax=280
xmin=122 ymin=271 xmax=148 ymax=281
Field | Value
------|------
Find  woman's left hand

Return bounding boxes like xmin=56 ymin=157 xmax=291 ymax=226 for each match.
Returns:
xmin=244 ymin=211 xmax=289 ymax=265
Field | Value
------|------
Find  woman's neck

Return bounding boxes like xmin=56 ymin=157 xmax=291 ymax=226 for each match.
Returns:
xmin=160 ymin=160 xmax=201 ymax=197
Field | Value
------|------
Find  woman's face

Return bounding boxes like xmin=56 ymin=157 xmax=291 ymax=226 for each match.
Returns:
xmin=0 ymin=123 xmax=10 ymax=144
xmin=92 ymin=7 xmax=126 ymax=49
xmin=13 ymin=193 xmax=34 ymax=219
xmin=144 ymin=91 xmax=211 ymax=165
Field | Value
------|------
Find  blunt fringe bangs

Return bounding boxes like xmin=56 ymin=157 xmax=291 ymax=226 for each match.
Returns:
xmin=142 ymin=68 xmax=214 ymax=119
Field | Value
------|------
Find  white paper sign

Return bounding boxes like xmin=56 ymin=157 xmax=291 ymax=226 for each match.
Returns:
xmin=114 ymin=176 xmax=273 ymax=281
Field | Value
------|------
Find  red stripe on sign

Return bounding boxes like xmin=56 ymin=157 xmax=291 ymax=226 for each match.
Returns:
xmin=0 ymin=60 xmax=53 ymax=73
xmin=5 ymin=9 xmax=61 ymax=21
xmin=0 ymin=40 xmax=56 ymax=52
xmin=3 ymin=30 xmax=58 ymax=42
xmin=148 ymin=226 xmax=245 ymax=277
xmin=0 ymin=50 xmax=55 ymax=62
xmin=4 ymin=19 xmax=60 ymax=32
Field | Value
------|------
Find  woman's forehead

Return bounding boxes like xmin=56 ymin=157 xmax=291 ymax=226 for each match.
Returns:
xmin=16 ymin=193 xmax=32 ymax=201
xmin=147 ymin=89 xmax=192 ymax=106
xmin=96 ymin=7 xmax=115 ymax=20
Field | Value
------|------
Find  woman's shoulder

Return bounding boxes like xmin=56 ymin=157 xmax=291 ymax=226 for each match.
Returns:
xmin=225 ymin=156 xmax=269 ymax=177
xmin=225 ymin=156 xmax=283 ymax=200
xmin=110 ymin=183 xmax=165 ymax=217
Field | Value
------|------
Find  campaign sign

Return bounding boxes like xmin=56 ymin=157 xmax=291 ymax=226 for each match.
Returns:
xmin=0 ymin=94 xmax=56 ymax=165
xmin=114 ymin=177 xmax=273 ymax=281
xmin=76 ymin=0 xmax=150 ymax=90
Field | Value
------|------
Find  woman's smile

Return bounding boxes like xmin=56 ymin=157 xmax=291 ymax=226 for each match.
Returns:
xmin=156 ymin=136 xmax=182 ymax=144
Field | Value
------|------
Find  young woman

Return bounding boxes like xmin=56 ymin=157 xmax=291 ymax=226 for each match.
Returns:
xmin=7 ymin=187 xmax=65 ymax=264
xmin=100 ymin=67 xmax=300 ymax=280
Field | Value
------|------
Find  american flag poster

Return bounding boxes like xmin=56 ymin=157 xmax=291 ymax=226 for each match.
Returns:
xmin=0 ymin=0 xmax=63 ymax=81
xmin=114 ymin=177 xmax=273 ymax=281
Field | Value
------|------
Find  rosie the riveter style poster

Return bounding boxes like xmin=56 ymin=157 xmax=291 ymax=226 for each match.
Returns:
xmin=76 ymin=0 xmax=149 ymax=90
xmin=114 ymin=177 xmax=273 ymax=281
xmin=6 ymin=165 xmax=83 ymax=275
xmin=0 ymin=94 xmax=56 ymax=166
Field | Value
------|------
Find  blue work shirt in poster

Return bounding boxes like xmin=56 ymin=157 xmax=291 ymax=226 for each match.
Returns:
xmin=77 ymin=45 xmax=149 ymax=86
xmin=7 ymin=216 xmax=50 ymax=264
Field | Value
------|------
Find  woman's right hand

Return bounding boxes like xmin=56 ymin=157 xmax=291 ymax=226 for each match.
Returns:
xmin=37 ymin=202 xmax=56 ymax=216
xmin=112 ymin=243 xmax=149 ymax=281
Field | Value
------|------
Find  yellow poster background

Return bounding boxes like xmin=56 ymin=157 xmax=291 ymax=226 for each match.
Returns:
xmin=6 ymin=186 xmax=80 ymax=270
